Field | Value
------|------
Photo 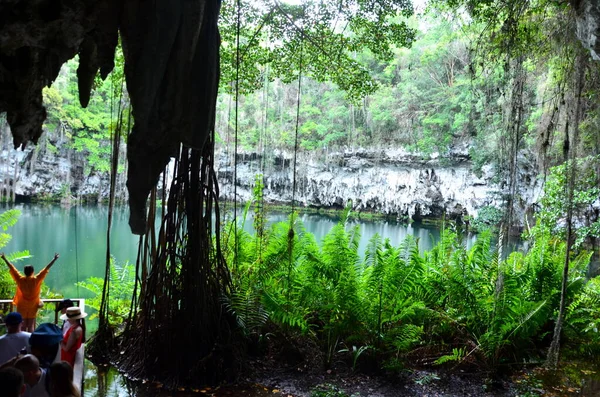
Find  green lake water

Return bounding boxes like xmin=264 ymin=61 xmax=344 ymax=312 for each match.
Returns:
xmin=1 ymin=203 xmax=452 ymax=298
xmin=1 ymin=204 xmax=139 ymax=300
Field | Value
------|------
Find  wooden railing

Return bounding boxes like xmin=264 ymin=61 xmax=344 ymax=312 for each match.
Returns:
xmin=0 ymin=298 xmax=86 ymax=325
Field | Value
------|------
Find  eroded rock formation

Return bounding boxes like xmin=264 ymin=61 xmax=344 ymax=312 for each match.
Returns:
xmin=572 ymin=0 xmax=600 ymax=60
xmin=1 ymin=0 xmax=600 ymax=234
xmin=0 ymin=1 xmax=111 ymax=148
xmin=217 ymin=147 xmax=542 ymax=223
xmin=0 ymin=0 xmax=220 ymax=234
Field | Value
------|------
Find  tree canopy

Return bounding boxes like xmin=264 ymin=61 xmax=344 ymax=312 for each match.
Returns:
xmin=219 ymin=0 xmax=416 ymax=100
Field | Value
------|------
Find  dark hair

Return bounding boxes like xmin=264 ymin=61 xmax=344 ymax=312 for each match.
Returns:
xmin=24 ymin=265 xmax=34 ymax=276
xmin=80 ymin=318 xmax=87 ymax=343
xmin=49 ymin=361 xmax=81 ymax=397
xmin=0 ymin=367 xmax=24 ymax=397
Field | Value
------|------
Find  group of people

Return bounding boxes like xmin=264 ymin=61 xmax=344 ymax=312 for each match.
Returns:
xmin=0 ymin=307 xmax=86 ymax=396
xmin=0 ymin=253 xmax=87 ymax=396
xmin=0 ymin=356 xmax=79 ymax=397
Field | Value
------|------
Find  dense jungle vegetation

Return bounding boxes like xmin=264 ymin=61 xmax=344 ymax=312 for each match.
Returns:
xmin=1 ymin=0 xmax=600 ymax=392
xmin=71 ymin=198 xmax=600 ymax=377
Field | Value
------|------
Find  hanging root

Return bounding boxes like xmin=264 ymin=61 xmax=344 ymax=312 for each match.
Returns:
xmin=116 ymin=143 xmax=242 ymax=389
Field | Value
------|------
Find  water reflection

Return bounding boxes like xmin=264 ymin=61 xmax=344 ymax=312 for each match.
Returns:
xmin=84 ymin=360 xmax=286 ymax=396
xmin=265 ymin=212 xmax=451 ymax=253
xmin=85 ymin=361 xmax=133 ymax=397
xmin=2 ymin=204 xmax=471 ymax=295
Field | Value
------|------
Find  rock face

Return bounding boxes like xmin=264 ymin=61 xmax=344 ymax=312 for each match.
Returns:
xmin=0 ymin=141 xmax=113 ymax=201
xmin=573 ymin=0 xmax=600 ymax=60
xmin=0 ymin=0 xmax=119 ymax=149
xmin=5 ymin=141 xmax=542 ymax=224
xmin=121 ymin=0 xmax=220 ymax=234
xmin=217 ymin=148 xmax=542 ymax=222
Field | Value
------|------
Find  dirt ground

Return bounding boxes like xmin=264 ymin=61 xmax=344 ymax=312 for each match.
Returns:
xmin=250 ymin=365 xmax=515 ymax=396
xmin=242 ymin=335 xmax=517 ymax=397
xmin=106 ymin=334 xmax=600 ymax=397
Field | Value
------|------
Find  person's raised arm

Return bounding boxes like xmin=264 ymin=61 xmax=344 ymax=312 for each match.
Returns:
xmin=1 ymin=253 xmax=19 ymax=278
xmin=44 ymin=253 xmax=60 ymax=271
xmin=1 ymin=253 xmax=13 ymax=268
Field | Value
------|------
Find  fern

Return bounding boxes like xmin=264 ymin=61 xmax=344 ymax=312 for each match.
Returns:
xmin=224 ymin=283 xmax=269 ymax=334
xmin=434 ymin=347 xmax=466 ymax=365
xmin=76 ymin=258 xmax=136 ymax=329
xmin=0 ymin=209 xmax=21 ymax=232
xmin=221 ymin=207 xmax=600 ymax=370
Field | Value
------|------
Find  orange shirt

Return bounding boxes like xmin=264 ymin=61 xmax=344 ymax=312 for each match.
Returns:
xmin=8 ymin=263 xmax=49 ymax=308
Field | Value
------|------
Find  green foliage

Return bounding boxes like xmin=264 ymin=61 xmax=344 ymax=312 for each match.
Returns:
xmin=221 ymin=203 xmax=596 ymax=371
xmin=530 ymin=156 xmax=600 ymax=247
xmin=76 ymin=258 xmax=136 ymax=331
xmin=471 ymin=206 xmax=504 ymax=232
xmin=0 ymin=210 xmax=30 ymax=300
xmin=219 ymin=0 xmax=416 ymax=101
xmin=414 ymin=372 xmax=441 ymax=385
xmin=338 ymin=344 xmax=370 ymax=372
xmin=434 ymin=347 xmax=466 ymax=365
xmin=41 ymin=42 xmax=128 ymax=182
xmin=0 ymin=209 xmax=21 ymax=247
xmin=215 ymin=12 xmax=506 ymax=161
xmin=310 ymin=384 xmax=357 ymax=397
xmin=565 ymin=276 xmax=600 ymax=357
xmin=253 ymin=174 xmax=266 ymax=239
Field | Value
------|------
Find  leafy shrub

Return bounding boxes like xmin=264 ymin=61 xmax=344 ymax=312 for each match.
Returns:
xmin=471 ymin=205 xmax=503 ymax=232
xmin=565 ymin=276 xmax=600 ymax=358
xmin=76 ymin=258 xmax=136 ymax=331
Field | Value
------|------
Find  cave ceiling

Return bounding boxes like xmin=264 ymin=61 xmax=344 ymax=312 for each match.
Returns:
xmin=0 ymin=0 xmax=219 ymax=234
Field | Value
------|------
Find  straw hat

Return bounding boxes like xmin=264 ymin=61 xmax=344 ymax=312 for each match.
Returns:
xmin=59 ymin=306 xmax=87 ymax=321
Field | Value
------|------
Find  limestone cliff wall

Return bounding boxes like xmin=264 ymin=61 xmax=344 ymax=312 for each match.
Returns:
xmin=216 ymin=147 xmax=542 ymax=222
xmin=0 ymin=141 xmax=542 ymax=223
xmin=573 ymin=0 xmax=600 ymax=60
xmin=0 ymin=143 xmax=113 ymax=201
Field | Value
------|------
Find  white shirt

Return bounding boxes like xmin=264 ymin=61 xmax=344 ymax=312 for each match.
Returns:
xmin=25 ymin=368 xmax=49 ymax=397
xmin=62 ymin=320 xmax=72 ymax=337
xmin=0 ymin=330 xmax=31 ymax=364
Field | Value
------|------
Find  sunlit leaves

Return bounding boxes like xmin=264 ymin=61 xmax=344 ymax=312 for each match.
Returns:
xmin=530 ymin=155 xmax=600 ymax=248
xmin=219 ymin=0 xmax=416 ymax=101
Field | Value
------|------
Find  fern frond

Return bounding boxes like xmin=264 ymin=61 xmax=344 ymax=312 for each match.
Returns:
xmin=5 ymin=250 xmax=31 ymax=262
xmin=434 ymin=347 xmax=466 ymax=365
xmin=0 ymin=209 xmax=20 ymax=232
